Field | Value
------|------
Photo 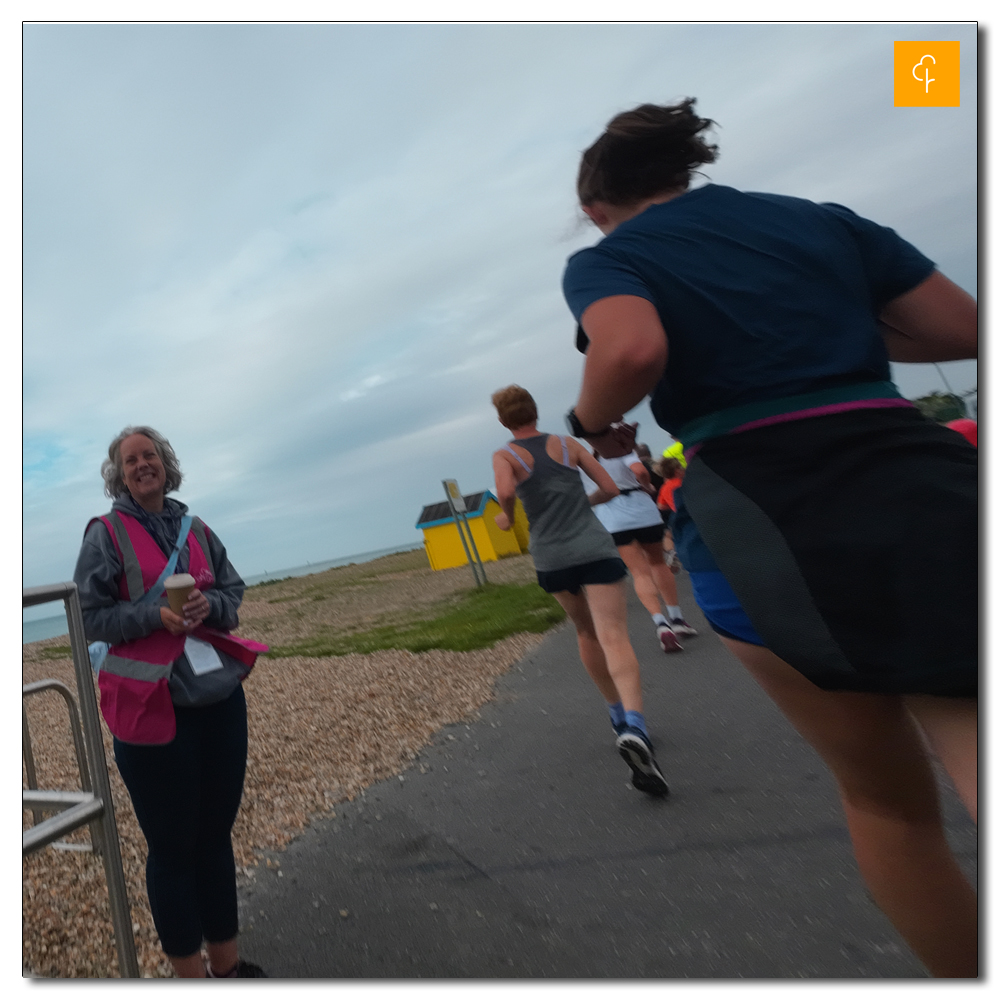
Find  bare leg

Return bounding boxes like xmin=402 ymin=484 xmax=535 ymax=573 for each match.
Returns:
xmin=639 ymin=540 xmax=679 ymax=607
xmin=552 ymin=589 xmax=621 ymax=705
xmin=720 ymin=637 xmax=977 ymax=978
xmin=616 ymin=541 xmax=663 ymax=618
xmin=582 ymin=581 xmax=644 ymax=713
xmin=169 ymin=952 xmax=208 ymax=978
xmin=206 ymin=938 xmax=240 ymax=977
xmin=904 ymin=695 xmax=977 ymax=824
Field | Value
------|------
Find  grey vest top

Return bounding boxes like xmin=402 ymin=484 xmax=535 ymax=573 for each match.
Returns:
xmin=505 ymin=435 xmax=619 ymax=572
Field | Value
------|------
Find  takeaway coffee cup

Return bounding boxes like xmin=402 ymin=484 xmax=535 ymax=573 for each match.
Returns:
xmin=164 ymin=573 xmax=196 ymax=615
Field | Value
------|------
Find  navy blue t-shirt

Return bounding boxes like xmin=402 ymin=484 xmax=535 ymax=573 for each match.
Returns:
xmin=562 ymin=184 xmax=935 ymax=436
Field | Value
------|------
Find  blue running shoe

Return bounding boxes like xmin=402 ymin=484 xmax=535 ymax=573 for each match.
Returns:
xmin=616 ymin=726 xmax=670 ymax=796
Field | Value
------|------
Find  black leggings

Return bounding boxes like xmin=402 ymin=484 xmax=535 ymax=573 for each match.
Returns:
xmin=113 ymin=684 xmax=247 ymax=957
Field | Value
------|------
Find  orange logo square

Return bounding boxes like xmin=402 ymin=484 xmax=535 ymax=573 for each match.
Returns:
xmin=894 ymin=41 xmax=960 ymax=107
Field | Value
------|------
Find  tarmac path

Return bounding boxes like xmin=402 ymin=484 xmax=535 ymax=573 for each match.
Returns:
xmin=236 ymin=575 xmax=977 ymax=978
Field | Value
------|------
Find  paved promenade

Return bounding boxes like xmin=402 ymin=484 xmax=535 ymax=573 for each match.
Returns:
xmin=237 ymin=576 xmax=976 ymax=978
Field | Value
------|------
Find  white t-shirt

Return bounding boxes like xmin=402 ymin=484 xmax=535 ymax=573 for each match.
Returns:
xmin=579 ymin=451 xmax=662 ymax=534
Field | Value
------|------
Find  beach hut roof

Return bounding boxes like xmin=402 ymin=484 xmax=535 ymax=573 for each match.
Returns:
xmin=415 ymin=491 xmax=495 ymax=529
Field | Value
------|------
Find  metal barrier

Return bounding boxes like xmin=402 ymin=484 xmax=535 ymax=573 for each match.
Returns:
xmin=23 ymin=582 xmax=139 ymax=978
xmin=23 ymin=679 xmax=104 ymax=853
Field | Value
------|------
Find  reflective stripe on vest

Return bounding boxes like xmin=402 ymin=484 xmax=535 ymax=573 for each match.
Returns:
xmin=109 ymin=511 xmax=216 ymax=599
xmin=100 ymin=651 xmax=174 ymax=682
xmin=100 ymin=512 xmax=144 ymax=601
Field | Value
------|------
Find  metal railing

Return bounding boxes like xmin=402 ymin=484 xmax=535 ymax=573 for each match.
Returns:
xmin=23 ymin=582 xmax=139 ymax=978
xmin=23 ymin=679 xmax=104 ymax=853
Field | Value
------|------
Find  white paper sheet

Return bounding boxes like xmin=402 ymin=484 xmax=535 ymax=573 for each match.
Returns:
xmin=184 ymin=636 xmax=224 ymax=675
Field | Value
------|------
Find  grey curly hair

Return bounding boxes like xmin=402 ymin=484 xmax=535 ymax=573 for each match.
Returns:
xmin=101 ymin=426 xmax=183 ymax=499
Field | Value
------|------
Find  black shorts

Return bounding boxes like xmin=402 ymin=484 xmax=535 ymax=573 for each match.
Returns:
xmin=536 ymin=558 xmax=627 ymax=595
xmin=610 ymin=523 xmax=665 ymax=547
xmin=681 ymin=407 xmax=977 ymax=697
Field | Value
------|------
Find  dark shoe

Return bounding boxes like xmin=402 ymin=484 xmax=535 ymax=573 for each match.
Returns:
xmin=616 ymin=727 xmax=670 ymax=796
xmin=208 ymin=959 xmax=268 ymax=978
xmin=656 ymin=623 xmax=683 ymax=653
xmin=669 ymin=617 xmax=698 ymax=637
xmin=235 ymin=961 xmax=268 ymax=978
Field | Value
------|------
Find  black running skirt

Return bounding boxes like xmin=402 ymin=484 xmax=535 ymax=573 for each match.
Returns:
xmin=680 ymin=407 xmax=977 ymax=697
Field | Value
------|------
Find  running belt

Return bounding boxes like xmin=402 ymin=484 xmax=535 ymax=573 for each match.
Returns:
xmin=677 ymin=380 xmax=913 ymax=456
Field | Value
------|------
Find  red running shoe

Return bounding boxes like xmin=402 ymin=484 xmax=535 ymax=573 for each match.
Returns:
xmin=656 ymin=624 xmax=683 ymax=653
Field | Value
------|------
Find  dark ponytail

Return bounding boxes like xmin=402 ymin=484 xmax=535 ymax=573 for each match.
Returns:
xmin=577 ymin=99 xmax=718 ymax=206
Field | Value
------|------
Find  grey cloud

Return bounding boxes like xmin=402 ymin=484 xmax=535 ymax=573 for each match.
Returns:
xmin=23 ymin=23 xmax=977 ymax=590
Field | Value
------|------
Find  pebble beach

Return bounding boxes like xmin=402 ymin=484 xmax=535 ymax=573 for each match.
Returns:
xmin=22 ymin=550 xmax=546 ymax=978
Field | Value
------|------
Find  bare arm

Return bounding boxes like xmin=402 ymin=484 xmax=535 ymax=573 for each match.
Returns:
xmin=492 ymin=452 xmax=519 ymax=530
xmin=573 ymin=295 xmax=668 ymax=434
xmin=629 ymin=460 xmax=655 ymax=495
xmin=878 ymin=270 xmax=977 ymax=362
xmin=571 ymin=440 xmax=621 ymax=506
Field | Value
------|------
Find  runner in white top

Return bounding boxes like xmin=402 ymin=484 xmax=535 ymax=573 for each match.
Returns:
xmin=581 ymin=449 xmax=697 ymax=652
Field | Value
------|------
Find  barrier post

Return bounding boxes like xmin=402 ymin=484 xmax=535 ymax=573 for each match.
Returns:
xmin=23 ymin=582 xmax=139 ymax=977
xmin=442 ymin=480 xmax=487 ymax=586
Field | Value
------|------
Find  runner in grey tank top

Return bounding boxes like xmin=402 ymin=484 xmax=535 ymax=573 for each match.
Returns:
xmin=490 ymin=385 xmax=669 ymax=797
xmin=502 ymin=434 xmax=619 ymax=572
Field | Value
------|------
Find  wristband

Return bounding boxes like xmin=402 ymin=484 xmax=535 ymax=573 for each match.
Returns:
xmin=566 ymin=408 xmax=613 ymax=439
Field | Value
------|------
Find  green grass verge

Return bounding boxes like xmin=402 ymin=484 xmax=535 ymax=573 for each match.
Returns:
xmin=40 ymin=645 xmax=73 ymax=660
xmin=266 ymin=582 xmax=565 ymax=658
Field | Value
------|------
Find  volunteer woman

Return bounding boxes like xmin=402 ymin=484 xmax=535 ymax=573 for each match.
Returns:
xmin=562 ymin=100 xmax=977 ymax=977
xmin=74 ymin=426 xmax=267 ymax=978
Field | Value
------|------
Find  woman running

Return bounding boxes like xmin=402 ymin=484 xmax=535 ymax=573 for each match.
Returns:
xmin=561 ymin=100 xmax=977 ymax=976
xmin=491 ymin=385 xmax=669 ymax=796
xmin=580 ymin=445 xmax=696 ymax=652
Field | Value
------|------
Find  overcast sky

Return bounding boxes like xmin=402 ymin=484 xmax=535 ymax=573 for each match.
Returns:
xmin=22 ymin=21 xmax=978 ymax=608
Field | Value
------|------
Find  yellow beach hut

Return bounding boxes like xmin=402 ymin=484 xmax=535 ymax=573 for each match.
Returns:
xmin=416 ymin=490 xmax=530 ymax=571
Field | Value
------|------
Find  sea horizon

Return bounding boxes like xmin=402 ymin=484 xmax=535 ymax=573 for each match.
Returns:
xmin=22 ymin=540 xmax=426 ymax=645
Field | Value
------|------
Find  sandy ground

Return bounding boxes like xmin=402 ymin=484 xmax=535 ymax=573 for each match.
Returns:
xmin=22 ymin=551 xmax=545 ymax=977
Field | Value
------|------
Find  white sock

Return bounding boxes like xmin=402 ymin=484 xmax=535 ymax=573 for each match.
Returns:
xmin=667 ymin=605 xmax=682 ymax=621
xmin=652 ymin=613 xmax=668 ymax=627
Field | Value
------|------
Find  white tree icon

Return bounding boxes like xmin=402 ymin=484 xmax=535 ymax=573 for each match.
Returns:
xmin=912 ymin=54 xmax=936 ymax=94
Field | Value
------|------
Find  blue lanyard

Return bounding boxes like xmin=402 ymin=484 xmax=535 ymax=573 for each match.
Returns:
xmin=138 ymin=515 xmax=194 ymax=604
xmin=89 ymin=514 xmax=194 ymax=673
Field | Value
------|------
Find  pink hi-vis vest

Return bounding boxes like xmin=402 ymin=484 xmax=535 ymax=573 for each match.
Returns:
xmin=90 ymin=511 xmax=267 ymax=744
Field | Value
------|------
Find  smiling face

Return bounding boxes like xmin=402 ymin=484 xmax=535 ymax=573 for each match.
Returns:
xmin=119 ymin=433 xmax=167 ymax=511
